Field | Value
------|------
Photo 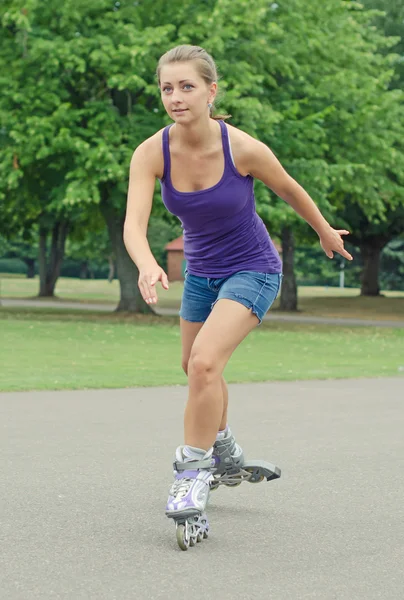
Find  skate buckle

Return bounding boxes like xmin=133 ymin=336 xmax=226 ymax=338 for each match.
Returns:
xmin=173 ymin=457 xmax=213 ymax=472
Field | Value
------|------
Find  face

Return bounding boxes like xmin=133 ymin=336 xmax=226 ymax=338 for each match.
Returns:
xmin=159 ymin=61 xmax=217 ymax=122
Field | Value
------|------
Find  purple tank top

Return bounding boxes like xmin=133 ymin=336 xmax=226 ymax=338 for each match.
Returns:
xmin=160 ymin=120 xmax=282 ymax=278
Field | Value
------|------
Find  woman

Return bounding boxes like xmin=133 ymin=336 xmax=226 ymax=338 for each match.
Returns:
xmin=124 ymin=45 xmax=352 ymax=550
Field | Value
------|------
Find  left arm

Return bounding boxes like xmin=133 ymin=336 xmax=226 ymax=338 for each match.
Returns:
xmin=245 ymin=137 xmax=353 ymax=261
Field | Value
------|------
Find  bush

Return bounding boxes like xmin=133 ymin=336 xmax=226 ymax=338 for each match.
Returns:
xmin=0 ymin=258 xmax=27 ymax=275
xmin=60 ymin=259 xmax=110 ymax=279
xmin=294 ymin=245 xmax=361 ymax=288
xmin=380 ymin=240 xmax=404 ymax=291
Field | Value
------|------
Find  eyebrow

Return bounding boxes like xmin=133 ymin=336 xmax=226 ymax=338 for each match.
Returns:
xmin=162 ymin=79 xmax=194 ymax=85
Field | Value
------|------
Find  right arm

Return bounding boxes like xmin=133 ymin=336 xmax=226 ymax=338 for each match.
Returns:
xmin=123 ymin=139 xmax=169 ymax=305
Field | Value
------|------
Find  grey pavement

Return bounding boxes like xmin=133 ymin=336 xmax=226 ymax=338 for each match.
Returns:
xmin=1 ymin=378 xmax=403 ymax=600
xmin=2 ymin=297 xmax=404 ymax=327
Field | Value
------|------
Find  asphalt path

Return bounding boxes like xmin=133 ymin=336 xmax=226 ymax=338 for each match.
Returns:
xmin=2 ymin=297 xmax=404 ymax=328
xmin=1 ymin=378 xmax=403 ymax=599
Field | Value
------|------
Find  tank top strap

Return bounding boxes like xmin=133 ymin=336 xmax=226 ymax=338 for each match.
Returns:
xmin=218 ymin=120 xmax=234 ymax=173
xmin=161 ymin=124 xmax=172 ymax=182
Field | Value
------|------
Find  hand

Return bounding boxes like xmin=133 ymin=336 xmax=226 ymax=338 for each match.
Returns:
xmin=138 ymin=263 xmax=169 ymax=305
xmin=319 ymin=227 xmax=353 ymax=261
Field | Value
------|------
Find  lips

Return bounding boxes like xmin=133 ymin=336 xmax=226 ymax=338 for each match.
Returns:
xmin=173 ymin=109 xmax=188 ymax=113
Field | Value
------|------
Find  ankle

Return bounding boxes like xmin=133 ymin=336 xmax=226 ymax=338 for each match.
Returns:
xmin=183 ymin=445 xmax=213 ymax=461
xmin=216 ymin=424 xmax=230 ymax=441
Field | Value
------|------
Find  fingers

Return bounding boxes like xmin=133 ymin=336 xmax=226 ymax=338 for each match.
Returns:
xmin=338 ymin=248 xmax=353 ymax=261
xmin=162 ymin=271 xmax=169 ymax=290
xmin=335 ymin=231 xmax=353 ymax=260
xmin=139 ymin=277 xmax=157 ymax=304
xmin=138 ymin=268 xmax=169 ymax=304
xmin=327 ymin=243 xmax=353 ymax=261
xmin=322 ymin=229 xmax=353 ymax=261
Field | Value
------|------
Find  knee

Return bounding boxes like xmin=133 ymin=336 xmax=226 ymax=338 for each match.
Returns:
xmin=188 ymin=351 xmax=216 ymax=384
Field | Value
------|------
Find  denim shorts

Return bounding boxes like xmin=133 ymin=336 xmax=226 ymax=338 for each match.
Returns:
xmin=179 ymin=270 xmax=282 ymax=325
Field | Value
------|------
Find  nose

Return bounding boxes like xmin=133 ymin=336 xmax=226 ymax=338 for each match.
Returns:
xmin=171 ymin=87 xmax=183 ymax=104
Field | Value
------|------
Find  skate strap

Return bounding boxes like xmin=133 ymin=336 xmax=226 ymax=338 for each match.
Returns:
xmin=173 ymin=458 xmax=213 ymax=472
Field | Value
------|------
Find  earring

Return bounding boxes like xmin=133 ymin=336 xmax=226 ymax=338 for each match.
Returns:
xmin=208 ymin=103 xmax=212 ymax=109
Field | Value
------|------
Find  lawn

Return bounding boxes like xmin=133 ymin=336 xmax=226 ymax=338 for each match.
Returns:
xmin=1 ymin=308 xmax=403 ymax=392
xmin=1 ymin=274 xmax=403 ymax=321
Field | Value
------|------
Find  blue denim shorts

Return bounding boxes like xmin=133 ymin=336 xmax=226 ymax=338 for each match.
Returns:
xmin=179 ymin=270 xmax=282 ymax=325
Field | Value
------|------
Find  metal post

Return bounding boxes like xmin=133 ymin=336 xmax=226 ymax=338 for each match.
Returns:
xmin=339 ymin=260 xmax=345 ymax=289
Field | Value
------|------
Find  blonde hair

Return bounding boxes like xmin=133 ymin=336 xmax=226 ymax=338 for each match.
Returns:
xmin=157 ymin=45 xmax=231 ymax=121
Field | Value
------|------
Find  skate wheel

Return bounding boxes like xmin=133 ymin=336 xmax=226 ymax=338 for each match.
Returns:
xmin=203 ymin=529 xmax=209 ymax=539
xmin=251 ymin=475 xmax=265 ymax=483
xmin=225 ymin=481 xmax=242 ymax=488
xmin=189 ymin=535 xmax=196 ymax=547
xmin=197 ymin=531 xmax=203 ymax=543
xmin=244 ymin=467 xmax=265 ymax=483
xmin=176 ymin=524 xmax=190 ymax=551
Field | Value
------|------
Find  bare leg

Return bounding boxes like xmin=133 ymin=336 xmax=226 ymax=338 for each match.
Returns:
xmin=219 ymin=377 xmax=228 ymax=431
xmin=180 ymin=318 xmax=229 ymax=436
xmin=184 ymin=299 xmax=259 ymax=450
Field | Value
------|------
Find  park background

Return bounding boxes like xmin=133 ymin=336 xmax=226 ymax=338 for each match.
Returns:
xmin=1 ymin=0 xmax=403 ymax=391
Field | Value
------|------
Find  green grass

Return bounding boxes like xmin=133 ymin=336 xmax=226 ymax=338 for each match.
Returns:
xmin=1 ymin=275 xmax=403 ymax=320
xmin=0 ymin=274 xmax=121 ymax=303
xmin=1 ymin=308 xmax=403 ymax=392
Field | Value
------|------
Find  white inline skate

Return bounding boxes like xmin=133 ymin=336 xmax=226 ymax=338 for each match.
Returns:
xmin=165 ymin=446 xmax=214 ymax=551
xmin=211 ymin=426 xmax=281 ymax=491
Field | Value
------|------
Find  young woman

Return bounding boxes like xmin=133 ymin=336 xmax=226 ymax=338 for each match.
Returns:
xmin=124 ymin=45 xmax=352 ymax=550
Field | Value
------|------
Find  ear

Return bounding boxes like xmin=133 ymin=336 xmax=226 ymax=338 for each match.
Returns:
xmin=208 ymin=81 xmax=217 ymax=104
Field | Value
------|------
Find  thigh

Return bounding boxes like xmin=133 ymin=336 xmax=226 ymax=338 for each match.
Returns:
xmin=179 ymin=272 xmax=217 ymax=324
xmin=190 ymin=298 xmax=259 ymax=374
xmin=180 ymin=318 xmax=204 ymax=373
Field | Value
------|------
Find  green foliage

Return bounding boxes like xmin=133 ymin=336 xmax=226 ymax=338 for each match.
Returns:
xmin=65 ymin=222 xmax=111 ymax=263
xmin=64 ymin=226 xmax=113 ymax=278
xmin=0 ymin=232 xmax=38 ymax=260
xmin=0 ymin=258 xmax=27 ymax=274
xmin=381 ymin=238 xmax=404 ymax=290
xmin=294 ymin=246 xmax=362 ymax=288
xmin=1 ymin=0 xmax=403 ymax=300
xmin=295 ymin=240 xmax=404 ymax=291
xmin=361 ymin=0 xmax=404 ymax=87
xmin=147 ymin=216 xmax=183 ymax=271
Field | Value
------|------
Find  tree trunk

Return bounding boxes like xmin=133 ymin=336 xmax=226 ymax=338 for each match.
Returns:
xmin=100 ymin=201 xmax=152 ymax=313
xmin=38 ymin=228 xmax=48 ymax=295
xmin=108 ymin=254 xmax=115 ymax=282
xmin=23 ymin=257 xmax=35 ymax=278
xmin=80 ymin=261 xmax=89 ymax=279
xmin=359 ymin=240 xmax=385 ymax=296
xmin=280 ymin=226 xmax=298 ymax=311
xmin=38 ymin=221 xmax=69 ymax=297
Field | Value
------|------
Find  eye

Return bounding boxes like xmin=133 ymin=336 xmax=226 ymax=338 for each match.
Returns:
xmin=162 ymin=86 xmax=172 ymax=93
xmin=183 ymin=84 xmax=194 ymax=90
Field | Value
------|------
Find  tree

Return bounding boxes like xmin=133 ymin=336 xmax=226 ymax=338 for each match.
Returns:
xmin=348 ymin=0 xmax=404 ymax=294
xmin=192 ymin=0 xmax=404 ymax=305
xmin=2 ymin=0 xmax=403 ymax=309
xmin=0 ymin=0 xmax=175 ymax=308
xmin=339 ymin=204 xmax=404 ymax=295
xmin=0 ymin=4 xmax=83 ymax=295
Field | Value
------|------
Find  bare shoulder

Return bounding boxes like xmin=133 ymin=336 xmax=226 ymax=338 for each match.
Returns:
xmin=226 ymin=123 xmax=293 ymax=195
xmin=130 ymin=129 xmax=165 ymax=180
xmin=225 ymin=123 xmax=267 ymax=175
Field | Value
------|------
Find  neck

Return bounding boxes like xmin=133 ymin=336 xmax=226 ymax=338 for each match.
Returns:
xmin=172 ymin=117 xmax=220 ymax=149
